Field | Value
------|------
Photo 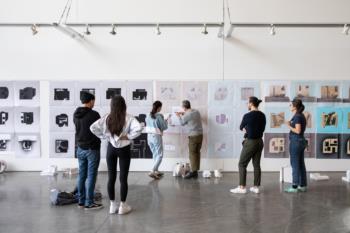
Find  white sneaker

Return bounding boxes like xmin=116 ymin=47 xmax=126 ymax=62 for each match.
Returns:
xmin=109 ymin=201 xmax=118 ymax=214
xmin=249 ymin=187 xmax=260 ymax=194
xmin=230 ymin=186 xmax=247 ymax=194
xmin=118 ymin=202 xmax=132 ymax=215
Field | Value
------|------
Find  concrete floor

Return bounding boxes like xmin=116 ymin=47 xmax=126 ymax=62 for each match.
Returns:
xmin=0 ymin=172 xmax=350 ymax=233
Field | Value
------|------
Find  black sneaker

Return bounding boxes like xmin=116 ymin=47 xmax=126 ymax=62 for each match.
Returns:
xmin=84 ymin=203 xmax=103 ymax=210
xmin=184 ymin=171 xmax=198 ymax=179
xmin=77 ymin=203 xmax=85 ymax=209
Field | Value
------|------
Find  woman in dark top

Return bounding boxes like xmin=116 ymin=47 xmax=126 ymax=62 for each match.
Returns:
xmin=230 ymin=96 xmax=266 ymax=194
xmin=285 ymin=98 xmax=307 ymax=193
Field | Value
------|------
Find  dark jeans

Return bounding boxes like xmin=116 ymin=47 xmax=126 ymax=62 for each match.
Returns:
xmin=289 ymin=135 xmax=307 ymax=187
xmin=77 ymin=147 xmax=100 ymax=206
xmin=238 ymin=138 xmax=264 ymax=186
xmin=106 ymin=143 xmax=131 ymax=202
xmin=188 ymin=134 xmax=203 ymax=171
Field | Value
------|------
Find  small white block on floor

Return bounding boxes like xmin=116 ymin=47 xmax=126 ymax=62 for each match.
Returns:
xmin=279 ymin=166 xmax=292 ymax=183
xmin=310 ymin=173 xmax=329 ymax=181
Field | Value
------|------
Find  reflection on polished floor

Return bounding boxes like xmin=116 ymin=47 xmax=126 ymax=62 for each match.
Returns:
xmin=0 ymin=172 xmax=350 ymax=233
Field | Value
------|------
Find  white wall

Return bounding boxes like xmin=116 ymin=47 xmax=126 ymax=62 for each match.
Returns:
xmin=0 ymin=0 xmax=350 ymax=171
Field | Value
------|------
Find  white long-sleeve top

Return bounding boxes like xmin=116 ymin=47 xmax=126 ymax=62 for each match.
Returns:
xmin=90 ymin=114 xmax=142 ymax=148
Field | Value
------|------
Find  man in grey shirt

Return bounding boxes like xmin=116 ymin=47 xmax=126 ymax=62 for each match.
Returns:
xmin=176 ymin=100 xmax=203 ymax=179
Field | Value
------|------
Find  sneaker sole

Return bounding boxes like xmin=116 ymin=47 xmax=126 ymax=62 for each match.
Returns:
xmin=149 ymin=174 xmax=160 ymax=179
xmin=118 ymin=209 xmax=132 ymax=215
xmin=84 ymin=206 xmax=104 ymax=211
xmin=230 ymin=190 xmax=247 ymax=194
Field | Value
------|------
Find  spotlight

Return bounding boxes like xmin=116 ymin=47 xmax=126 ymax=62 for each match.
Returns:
xmin=84 ymin=24 xmax=91 ymax=35
xmin=53 ymin=23 xmax=84 ymax=39
xmin=217 ymin=26 xmax=224 ymax=38
xmin=155 ymin=24 xmax=161 ymax=35
xmin=110 ymin=24 xmax=117 ymax=35
xmin=270 ymin=24 xmax=276 ymax=36
xmin=31 ymin=24 xmax=38 ymax=35
xmin=225 ymin=25 xmax=234 ymax=38
xmin=202 ymin=24 xmax=208 ymax=35
xmin=343 ymin=24 xmax=349 ymax=35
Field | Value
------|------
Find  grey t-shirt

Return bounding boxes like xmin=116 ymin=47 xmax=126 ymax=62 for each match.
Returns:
xmin=179 ymin=109 xmax=203 ymax=136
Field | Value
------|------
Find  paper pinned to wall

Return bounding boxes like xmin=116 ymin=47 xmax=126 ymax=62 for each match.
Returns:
xmin=0 ymin=133 xmax=14 ymax=154
xmin=0 ymin=81 xmax=14 ymax=107
xmin=15 ymin=133 xmax=41 ymax=158
xmin=14 ymin=81 xmax=40 ymax=107
xmin=49 ymin=132 xmax=75 ymax=158
xmin=182 ymin=81 xmax=208 ymax=107
xmin=126 ymin=81 xmax=153 ymax=107
xmin=208 ymin=80 xmax=235 ymax=106
xmin=263 ymin=81 xmax=291 ymax=103
xmin=14 ymin=107 xmax=40 ymax=133
xmin=50 ymin=81 xmax=76 ymax=106
xmin=100 ymin=81 xmax=127 ymax=106
xmin=75 ymin=81 xmax=101 ymax=106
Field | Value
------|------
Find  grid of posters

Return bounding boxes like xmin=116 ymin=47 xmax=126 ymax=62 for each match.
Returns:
xmin=0 ymin=81 xmax=41 ymax=158
xmin=2 ymin=80 xmax=350 ymax=160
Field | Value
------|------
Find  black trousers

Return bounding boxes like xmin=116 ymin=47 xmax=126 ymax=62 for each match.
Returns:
xmin=106 ymin=143 xmax=131 ymax=202
xmin=238 ymin=138 xmax=264 ymax=186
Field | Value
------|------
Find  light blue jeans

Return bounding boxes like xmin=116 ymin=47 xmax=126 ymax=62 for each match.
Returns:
xmin=77 ymin=147 xmax=100 ymax=206
xmin=147 ymin=134 xmax=163 ymax=172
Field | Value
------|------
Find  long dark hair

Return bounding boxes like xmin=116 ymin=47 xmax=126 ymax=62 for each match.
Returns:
xmin=107 ymin=95 xmax=126 ymax=136
xmin=292 ymin=98 xmax=305 ymax=114
xmin=249 ymin=96 xmax=262 ymax=108
xmin=151 ymin=101 xmax=162 ymax=119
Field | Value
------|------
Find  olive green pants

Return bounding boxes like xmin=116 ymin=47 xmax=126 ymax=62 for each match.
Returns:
xmin=239 ymin=138 xmax=264 ymax=186
xmin=188 ymin=134 xmax=203 ymax=171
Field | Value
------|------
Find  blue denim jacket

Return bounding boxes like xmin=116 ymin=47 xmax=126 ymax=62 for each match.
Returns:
xmin=145 ymin=113 xmax=168 ymax=135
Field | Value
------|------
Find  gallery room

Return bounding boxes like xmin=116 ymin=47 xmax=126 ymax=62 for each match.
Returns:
xmin=0 ymin=0 xmax=350 ymax=232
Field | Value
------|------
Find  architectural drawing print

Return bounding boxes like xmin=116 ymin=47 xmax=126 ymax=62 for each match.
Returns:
xmin=291 ymin=82 xmax=317 ymax=102
xmin=264 ymin=133 xmax=289 ymax=158
xmin=264 ymin=81 xmax=291 ymax=102
xmin=316 ymin=82 xmax=342 ymax=102
xmin=208 ymin=80 xmax=235 ymax=107
xmin=316 ymin=134 xmax=340 ymax=159
xmin=316 ymin=107 xmax=342 ymax=134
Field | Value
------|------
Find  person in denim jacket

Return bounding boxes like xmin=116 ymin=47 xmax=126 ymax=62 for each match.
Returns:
xmin=145 ymin=101 xmax=168 ymax=179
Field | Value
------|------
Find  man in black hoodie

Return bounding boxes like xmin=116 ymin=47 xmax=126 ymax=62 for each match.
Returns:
xmin=74 ymin=92 xmax=102 ymax=210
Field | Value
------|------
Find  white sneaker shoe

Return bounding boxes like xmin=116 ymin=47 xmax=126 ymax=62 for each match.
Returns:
xmin=249 ymin=187 xmax=260 ymax=194
xmin=230 ymin=186 xmax=247 ymax=194
xmin=118 ymin=202 xmax=132 ymax=215
xmin=109 ymin=201 xmax=118 ymax=214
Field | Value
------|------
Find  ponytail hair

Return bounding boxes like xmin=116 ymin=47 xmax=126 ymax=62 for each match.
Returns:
xmin=249 ymin=96 xmax=262 ymax=108
xmin=292 ymin=98 xmax=305 ymax=114
xmin=151 ymin=101 xmax=162 ymax=119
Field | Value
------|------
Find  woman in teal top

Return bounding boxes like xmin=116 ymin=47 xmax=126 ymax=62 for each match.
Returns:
xmin=145 ymin=101 xmax=168 ymax=179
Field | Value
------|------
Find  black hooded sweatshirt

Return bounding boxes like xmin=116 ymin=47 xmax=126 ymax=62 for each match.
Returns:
xmin=73 ymin=107 xmax=101 ymax=150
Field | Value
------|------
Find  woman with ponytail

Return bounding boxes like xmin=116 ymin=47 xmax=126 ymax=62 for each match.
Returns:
xmin=285 ymin=98 xmax=307 ymax=193
xmin=145 ymin=101 xmax=168 ymax=179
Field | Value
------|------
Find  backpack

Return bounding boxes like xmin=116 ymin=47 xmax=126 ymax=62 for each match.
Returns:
xmin=50 ymin=189 xmax=78 ymax=206
xmin=50 ymin=189 xmax=103 ymax=206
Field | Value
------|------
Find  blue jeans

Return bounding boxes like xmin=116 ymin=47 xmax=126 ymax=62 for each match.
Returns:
xmin=77 ymin=147 xmax=100 ymax=206
xmin=147 ymin=134 xmax=163 ymax=172
xmin=289 ymin=135 xmax=307 ymax=187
